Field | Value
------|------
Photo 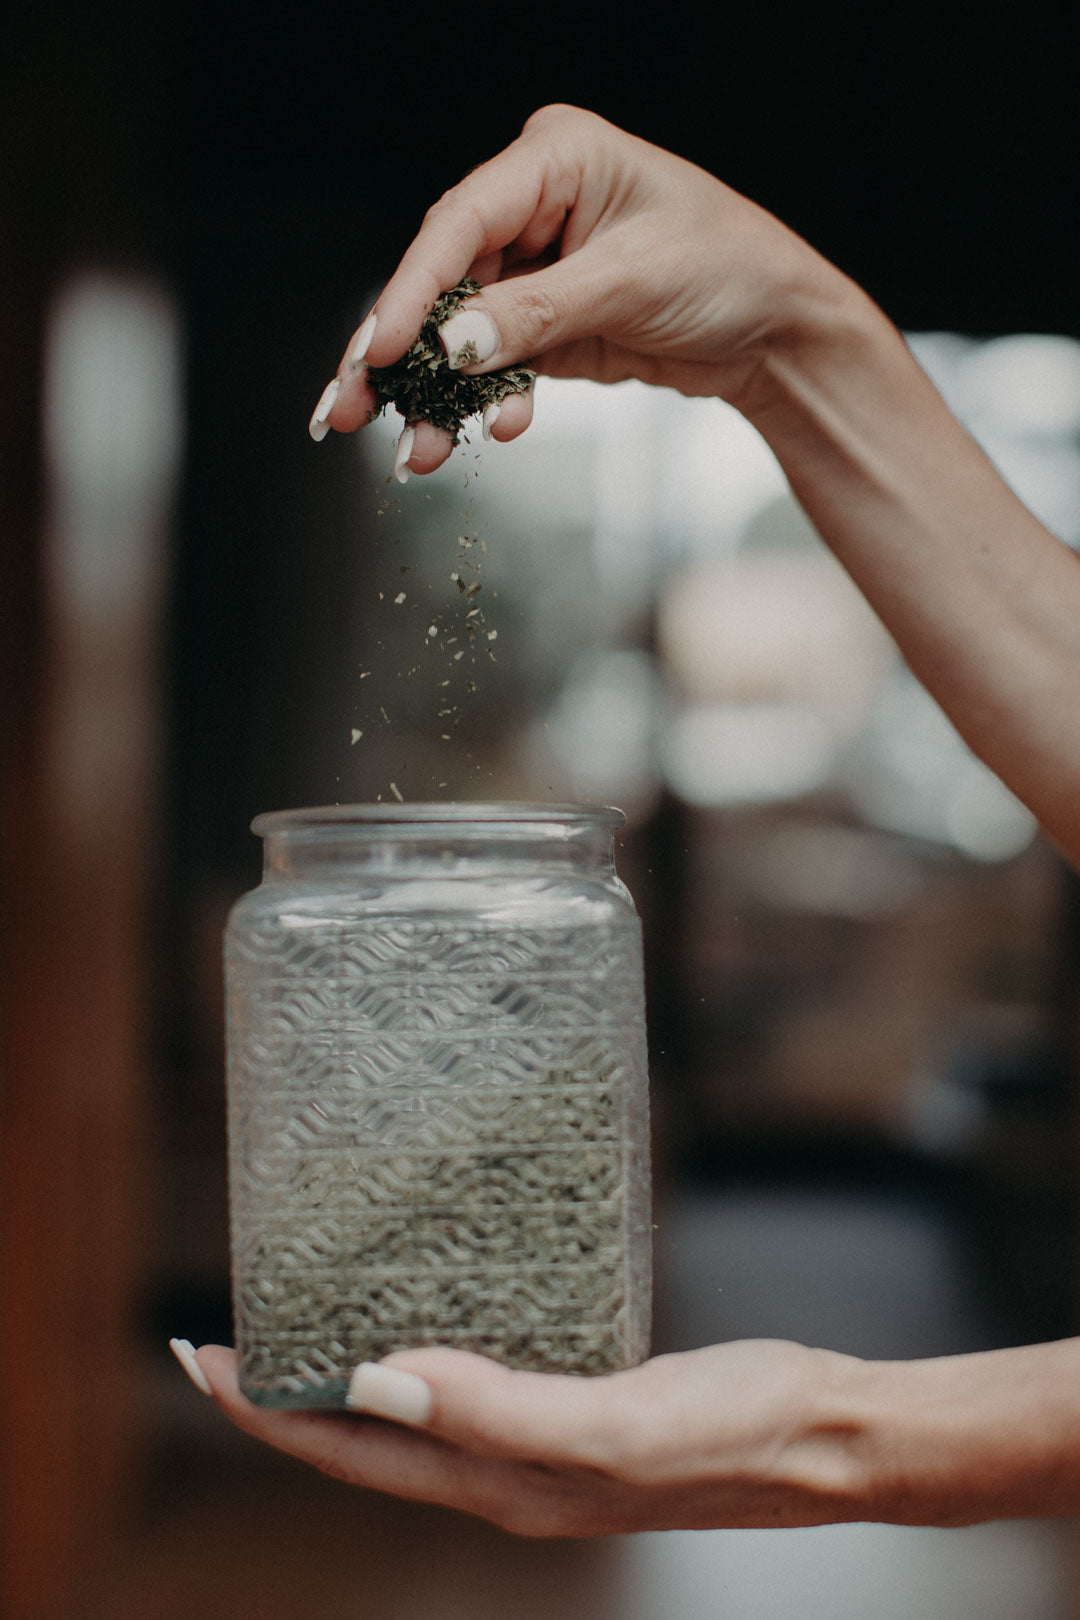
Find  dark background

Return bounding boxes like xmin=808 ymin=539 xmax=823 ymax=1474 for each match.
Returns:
xmin=8 ymin=0 xmax=1079 ymax=865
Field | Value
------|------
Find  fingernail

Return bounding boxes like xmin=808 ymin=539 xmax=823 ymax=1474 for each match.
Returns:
xmin=169 ymin=1337 xmax=212 ymax=1396
xmin=346 ymin=311 xmax=378 ymax=375
xmin=439 ymin=307 xmax=499 ymax=371
xmin=309 ymin=377 xmax=340 ymax=441
xmin=482 ymin=401 xmax=501 ymax=440
xmin=394 ymin=424 xmax=415 ymax=483
xmin=346 ymin=1362 xmax=434 ymax=1425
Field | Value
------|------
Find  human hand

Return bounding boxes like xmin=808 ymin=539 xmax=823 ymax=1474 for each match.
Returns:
xmin=178 ymin=1337 xmax=874 ymax=1537
xmin=311 ymin=104 xmax=844 ymax=477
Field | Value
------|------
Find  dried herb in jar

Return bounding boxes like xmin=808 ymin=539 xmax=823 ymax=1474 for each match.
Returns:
xmin=365 ymin=279 xmax=535 ymax=444
xmin=241 ymin=1064 xmax=629 ymax=1394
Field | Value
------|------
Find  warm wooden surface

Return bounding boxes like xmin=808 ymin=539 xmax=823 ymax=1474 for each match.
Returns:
xmin=0 ymin=473 xmax=158 ymax=1618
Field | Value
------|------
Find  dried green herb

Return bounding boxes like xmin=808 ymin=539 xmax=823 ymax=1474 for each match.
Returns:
xmin=366 ymin=279 xmax=535 ymax=444
xmin=237 ymin=1063 xmax=641 ymax=1401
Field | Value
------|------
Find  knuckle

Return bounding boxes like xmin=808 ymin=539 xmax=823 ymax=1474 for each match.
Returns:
xmin=565 ymin=1400 xmax=653 ymax=1488
xmin=460 ymin=1407 xmax=511 ymax=1454
xmin=523 ymin=102 xmax=588 ymax=136
xmin=421 ymin=187 xmax=466 ymax=235
xmin=604 ymin=1435 xmax=656 ymax=1490
xmin=422 ymin=183 xmax=481 ymax=235
xmin=421 ymin=188 xmax=455 ymax=229
xmin=511 ymin=285 xmax=560 ymax=351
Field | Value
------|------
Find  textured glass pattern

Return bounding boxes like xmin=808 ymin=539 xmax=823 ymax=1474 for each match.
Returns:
xmin=226 ymin=880 xmax=651 ymax=1409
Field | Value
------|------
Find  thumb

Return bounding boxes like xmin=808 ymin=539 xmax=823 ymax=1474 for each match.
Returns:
xmin=434 ymin=254 xmax=613 ymax=376
xmin=353 ymin=1346 xmax=631 ymax=1469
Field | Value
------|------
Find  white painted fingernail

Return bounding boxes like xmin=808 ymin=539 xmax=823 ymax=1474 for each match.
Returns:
xmin=482 ymin=401 xmax=501 ymax=440
xmin=394 ymin=424 xmax=415 ymax=483
xmin=346 ymin=311 xmax=378 ymax=375
xmin=439 ymin=307 xmax=499 ymax=371
xmin=345 ymin=1362 xmax=434 ymax=1425
xmin=169 ymin=1337 xmax=212 ymax=1396
xmin=309 ymin=377 xmax=340 ymax=441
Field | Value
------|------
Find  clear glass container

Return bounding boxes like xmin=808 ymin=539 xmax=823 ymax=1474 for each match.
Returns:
xmin=225 ymin=803 xmax=652 ymax=1408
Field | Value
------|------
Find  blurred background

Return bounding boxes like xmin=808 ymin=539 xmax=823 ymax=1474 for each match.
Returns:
xmin=4 ymin=3 xmax=1080 ymax=1616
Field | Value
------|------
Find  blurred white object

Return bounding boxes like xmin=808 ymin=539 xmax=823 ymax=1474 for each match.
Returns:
xmin=661 ymin=701 xmax=836 ymax=808
xmin=846 ymin=669 xmax=1037 ymax=862
xmin=525 ymin=649 xmax=662 ymax=813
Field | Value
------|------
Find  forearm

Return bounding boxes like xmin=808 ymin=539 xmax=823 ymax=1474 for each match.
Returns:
xmin=818 ymin=1337 xmax=1080 ymax=1525
xmin=738 ymin=277 xmax=1080 ymax=868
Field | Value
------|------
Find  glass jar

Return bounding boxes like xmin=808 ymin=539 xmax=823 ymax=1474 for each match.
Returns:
xmin=225 ymin=803 xmax=652 ymax=1408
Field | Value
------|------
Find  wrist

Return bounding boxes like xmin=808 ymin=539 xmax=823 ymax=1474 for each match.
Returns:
xmin=770 ymin=1347 xmax=887 ymax=1521
xmin=727 ymin=253 xmax=899 ymax=430
xmin=776 ymin=1349 xmax=991 ymax=1527
xmin=815 ymin=1341 xmax=1080 ymax=1526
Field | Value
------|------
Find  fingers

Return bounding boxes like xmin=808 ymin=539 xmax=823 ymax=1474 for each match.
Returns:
xmin=189 ymin=1345 xmax=570 ymax=1529
xmin=309 ymin=309 xmax=378 ymax=438
xmin=394 ymin=420 xmax=455 ymax=480
xmin=195 ymin=1347 xmax=479 ymax=1498
xmin=353 ymin=103 xmax=622 ymax=384
xmin=195 ymin=1344 xmax=376 ymax=1472
xmin=190 ymin=1341 xmax=630 ymax=1477
xmin=312 ymin=307 xmax=535 ymax=469
xmin=484 ymin=386 xmax=534 ymax=443
xmin=308 ymin=106 xmax=633 ymax=459
xmin=310 ymin=351 xmax=528 ymax=471
xmin=368 ymin=107 xmax=595 ymax=370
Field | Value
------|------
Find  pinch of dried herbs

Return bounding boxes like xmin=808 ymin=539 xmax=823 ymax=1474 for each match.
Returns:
xmin=365 ymin=279 xmax=535 ymax=444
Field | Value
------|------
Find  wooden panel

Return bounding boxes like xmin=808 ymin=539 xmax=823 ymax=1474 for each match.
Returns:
xmin=0 ymin=272 xmax=164 ymax=1620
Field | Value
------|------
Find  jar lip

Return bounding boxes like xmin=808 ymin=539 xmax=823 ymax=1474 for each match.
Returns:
xmin=251 ymin=801 xmax=627 ymax=838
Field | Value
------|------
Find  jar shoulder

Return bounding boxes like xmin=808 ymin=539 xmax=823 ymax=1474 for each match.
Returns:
xmin=227 ymin=873 xmax=641 ymax=938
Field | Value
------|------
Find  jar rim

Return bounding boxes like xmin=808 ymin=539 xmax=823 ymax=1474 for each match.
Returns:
xmin=251 ymin=802 xmax=627 ymax=838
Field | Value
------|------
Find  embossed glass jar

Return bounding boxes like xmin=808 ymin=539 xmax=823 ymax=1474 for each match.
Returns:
xmin=225 ymin=803 xmax=652 ymax=1408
